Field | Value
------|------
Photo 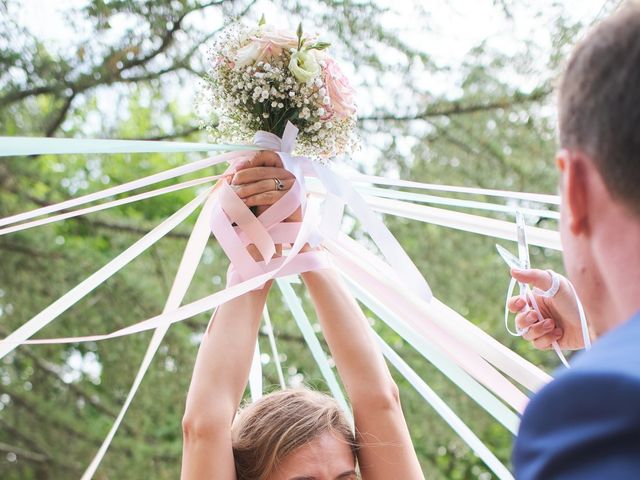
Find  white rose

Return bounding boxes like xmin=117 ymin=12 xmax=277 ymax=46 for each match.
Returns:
xmin=288 ymin=50 xmax=321 ymax=84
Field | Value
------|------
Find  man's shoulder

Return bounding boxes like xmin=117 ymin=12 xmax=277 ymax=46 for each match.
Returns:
xmin=568 ymin=310 xmax=640 ymax=378
xmin=523 ymin=310 xmax=640 ymax=428
xmin=514 ymin=312 xmax=640 ymax=479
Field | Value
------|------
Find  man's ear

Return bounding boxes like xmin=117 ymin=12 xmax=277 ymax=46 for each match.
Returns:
xmin=556 ymin=149 xmax=589 ymax=235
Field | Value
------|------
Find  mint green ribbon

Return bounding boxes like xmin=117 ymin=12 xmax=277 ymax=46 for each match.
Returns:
xmin=277 ymin=278 xmax=353 ymax=422
xmin=347 ymin=278 xmax=520 ymax=435
xmin=0 ymin=136 xmax=259 ymax=157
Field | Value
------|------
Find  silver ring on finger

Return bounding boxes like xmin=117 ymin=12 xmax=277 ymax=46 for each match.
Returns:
xmin=532 ymin=270 xmax=561 ymax=298
xmin=273 ymin=177 xmax=285 ymax=191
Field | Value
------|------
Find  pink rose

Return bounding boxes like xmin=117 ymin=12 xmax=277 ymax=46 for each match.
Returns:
xmin=322 ymin=58 xmax=356 ymax=119
xmin=257 ymin=28 xmax=299 ymax=49
xmin=236 ymin=28 xmax=299 ymax=68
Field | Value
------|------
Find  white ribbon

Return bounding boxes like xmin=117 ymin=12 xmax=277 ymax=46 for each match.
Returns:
xmin=347 ymin=277 xmax=520 ymax=434
xmin=277 ymin=278 xmax=352 ymax=422
xmin=255 ymin=122 xmax=432 ymax=302
xmin=0 ymin=150 xmax=247 ymax=228
xmin=263 ymin=305 xmax=286 ymax=389
xmin=80 ymin=188 xmax=220 ymax=480
xmin=0 ymin=175 xmax=221 ymax=236
xmin=376 ymin=334 xmax=515 ymax=480
xmin=357 ymin=194 xmax=562 ymax=251
xmin=345 ymin=170 xmax=560 ymax=205
xmin=0 ymin=189 xmax=210 ymax=360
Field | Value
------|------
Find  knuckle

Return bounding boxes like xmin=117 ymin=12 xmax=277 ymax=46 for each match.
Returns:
xmin=232 ymin=171 xmax=248 ymax=185
xmin=271 ymin=153 xmax=283 ymax=167
xmin=254 ymin=151 xmax=271 ymax=165
xmin=532 ymin=339 xmax=546 ymax=349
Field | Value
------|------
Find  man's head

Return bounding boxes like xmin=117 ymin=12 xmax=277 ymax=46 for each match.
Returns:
xmin=556 ymin=3 xmax=640 ymax=327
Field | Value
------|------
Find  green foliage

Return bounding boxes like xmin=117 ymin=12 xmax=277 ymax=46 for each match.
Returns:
xmin=0 ymin=1 xmax=615 ymax=478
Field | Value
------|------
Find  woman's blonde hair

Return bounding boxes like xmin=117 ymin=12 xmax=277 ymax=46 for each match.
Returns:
xmin=231 ymin=389 xmax=357 ymax=480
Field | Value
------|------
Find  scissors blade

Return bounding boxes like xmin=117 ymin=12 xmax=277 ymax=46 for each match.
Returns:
xmin=515 ymin=210 xmax=530 ymax=270
xmin=495 ymin=244 xmax=524 ymax=270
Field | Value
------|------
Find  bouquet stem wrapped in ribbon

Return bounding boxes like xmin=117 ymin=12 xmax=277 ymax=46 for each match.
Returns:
xmin=203 ymin=20 xmax=432 ymax=298
xmin=211 ymin=120 xmax=432 ymax=301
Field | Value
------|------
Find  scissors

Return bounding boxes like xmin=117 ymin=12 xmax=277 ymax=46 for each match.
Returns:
xmin=496 ymin=210 xmax=570 ymax=367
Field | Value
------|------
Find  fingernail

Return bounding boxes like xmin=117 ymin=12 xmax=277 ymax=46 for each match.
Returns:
xmin=515 ymin=298 xmax=525 ymax=309
xmin=543 ymin=319 xmax=553 ymax=330
xmin=553 ymin=328 xmax=563 ymax=338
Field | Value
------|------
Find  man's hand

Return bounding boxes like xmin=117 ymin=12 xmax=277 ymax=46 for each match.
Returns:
xmin=508 ymin=268 xmax=587 ymax=350
xmin=232 ymin=150 xmax=301 ymax=221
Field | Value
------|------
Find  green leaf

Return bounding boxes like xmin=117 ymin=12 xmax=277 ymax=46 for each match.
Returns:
xmin=309 ymin=41 xmax=331 ymax=51
xmin=296 ymin=22 xmax=303 ymax=50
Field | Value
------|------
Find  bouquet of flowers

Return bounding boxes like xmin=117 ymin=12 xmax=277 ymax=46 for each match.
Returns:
xmin=201 ymin=18 xmax=358 ymax=159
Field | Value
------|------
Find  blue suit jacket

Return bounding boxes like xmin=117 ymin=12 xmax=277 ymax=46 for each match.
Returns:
xmin=514 ymin=311 xmax=640 ymax=479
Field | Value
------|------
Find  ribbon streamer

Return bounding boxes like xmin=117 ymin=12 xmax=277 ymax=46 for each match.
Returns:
xmin=346 ymin=170 xmax=560 ymax=205
xmin=80 ymin=186 xmax=221 ymax=480
xmin=0 ymin=174 xmax=222 ymax=236
xmin=332 ymin=234 xmax=551 ymax=392
xmin=0 ymin=136 xmax=258 ymax=157
xmin=376 ymin=334 xmax=515 ymax=480
xmin=357 ymin=194 xmax=562 ymax=251
xmin=8 ymin=197 xmax=327 ymax=346
xmin=354 ymin=184 xmax=559 ymax=219
xmin=207 ymin=122 xmax=432 ymax=303
xmin=326 ymin=237 xmax=532 ymax=413
xmin=0 ymin=150 xmax=251 ymax=228
xmin=347 ymin=278 xmax=520 ymax=434
xmin=0 ymin=189 xmax=210 ymax=360
xmin=278 ymin=278 xmax=352 ymax=422
xmin=0 ymin=132 xmax=570 ymax=477
xmin=263 ymin=305 xmax=286 ymax=390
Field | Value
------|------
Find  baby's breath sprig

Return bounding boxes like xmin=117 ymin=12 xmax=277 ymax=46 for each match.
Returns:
xmin=199 ymin=20 xmax=358 ymax=160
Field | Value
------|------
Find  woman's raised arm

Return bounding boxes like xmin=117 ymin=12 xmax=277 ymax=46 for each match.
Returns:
xmin=232 ymin=153 xmax=424 ymax=480
xmin=180 ymin=276 xmax=270 ymax=480
xmin=301 ymin=268 xmax=424 ymax=480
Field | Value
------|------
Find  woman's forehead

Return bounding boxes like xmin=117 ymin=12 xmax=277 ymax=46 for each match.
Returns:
xmin=270 ymin=431 xmax=356 ymax=480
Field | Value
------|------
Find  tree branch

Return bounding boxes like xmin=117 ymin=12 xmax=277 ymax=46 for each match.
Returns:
xmin=1 ymin=185 xmax=193 ymax=241
xmin=359 ymin=86 xmax=552 ymax=122
xmin=0 ymin=442 xmax=48 ymax=464
xmin=135 ymin=125 xmax=202 ymax=141
xmin=83 ymin=218 xmax=192 ymax=239
xmin=0 ymin=0 xmax=232 ymax=111
xmin=45 ymin=91 xmax=77 ymax=137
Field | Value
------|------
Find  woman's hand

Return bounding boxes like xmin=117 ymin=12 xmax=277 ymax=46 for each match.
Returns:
xmin=232 ymin=151 xmax=301 ymax=221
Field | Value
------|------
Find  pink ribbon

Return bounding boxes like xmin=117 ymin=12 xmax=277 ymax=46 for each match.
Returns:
xmin=209 ymin=123 xmax=324 ymax=286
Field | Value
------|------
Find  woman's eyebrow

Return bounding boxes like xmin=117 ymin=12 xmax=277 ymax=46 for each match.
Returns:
xmin=337 ymin=471 xmax=358 ymax=479
xmin=288 ymin=471 xmax=357 ymax=480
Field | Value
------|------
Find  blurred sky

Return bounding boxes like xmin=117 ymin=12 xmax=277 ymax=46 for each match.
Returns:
xmin=11 ymin=0 xmax=613 ymax=164
xmin=15 ymin=0 xmax=610 ymax=108
xmin=18 ymin=0 xmax=608 ymax=66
